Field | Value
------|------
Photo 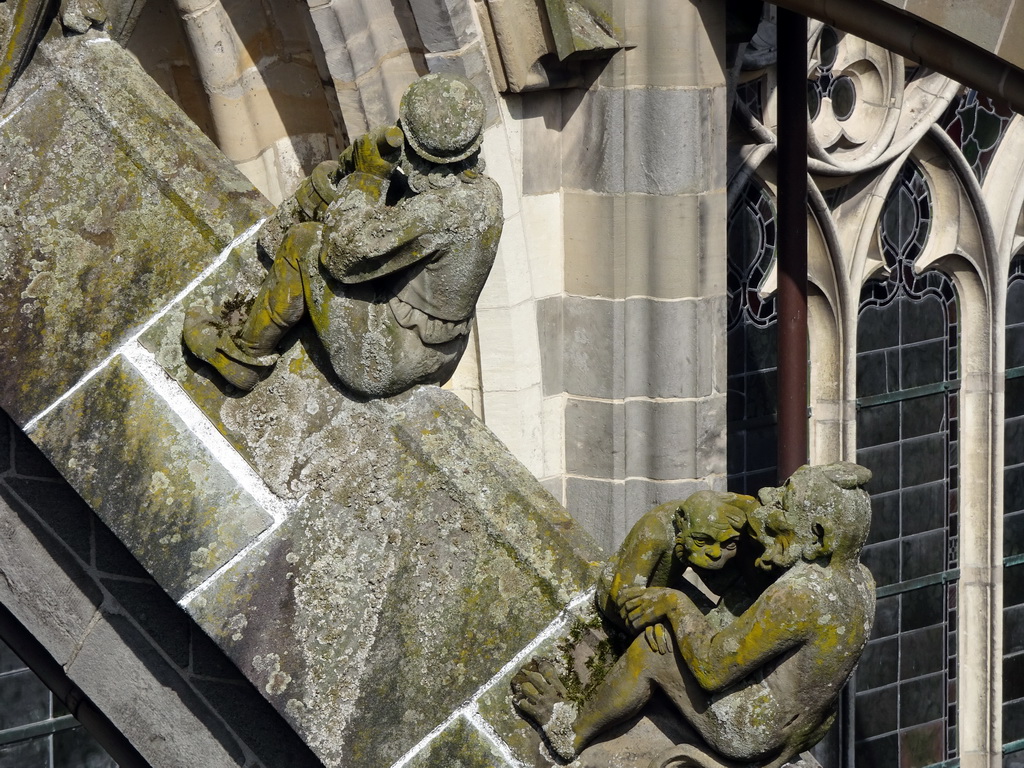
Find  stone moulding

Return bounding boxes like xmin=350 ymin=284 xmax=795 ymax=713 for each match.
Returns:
xmin=479 ymin=0 xmax=624 ymax=92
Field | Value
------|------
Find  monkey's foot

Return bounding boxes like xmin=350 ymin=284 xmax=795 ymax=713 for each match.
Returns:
xmin=183 ymin=307 xmax=279 ymax=392
xmin=511 ymin=658 xmax=578 ymax=760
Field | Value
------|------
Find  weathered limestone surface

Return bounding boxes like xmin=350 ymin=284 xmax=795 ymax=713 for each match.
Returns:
xmin=0 ymin=29 xmax=602 ymax=768
xmin=30 ymin=357 xmax=275 ymax=599
xmin=403 ymin=716 xmax=512 ymax=767
xmin=0 ymin=33 xmax=269 ymax=424
xmin=139 ymin=300 xmax=599 ymax=765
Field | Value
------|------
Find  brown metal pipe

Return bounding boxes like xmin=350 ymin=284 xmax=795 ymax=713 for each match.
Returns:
xmin=775 ymin=0 xmax=1024 ymax=115
xmin=776 ymin=7 xmax=809 ymax=480
xmin=0 ymin=601 xmax=150 ymax=767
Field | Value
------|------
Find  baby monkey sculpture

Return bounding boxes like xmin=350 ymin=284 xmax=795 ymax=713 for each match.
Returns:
xmin=513 ymin=463 xmax=876 ymax=768
xmin=184 ymin=73 xmax=503 ymax=398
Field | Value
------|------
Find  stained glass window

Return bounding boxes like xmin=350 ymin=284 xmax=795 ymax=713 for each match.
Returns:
xmin=0 ymin=638 xmax=116 ymax=768
xmin=727 ymin=178 xmax=778 ymax=495
xmin=854 ymin=161 xmax=960 ymax=768
xmin=944 ymin=89 xmax=1014 ymax=182
xmin=1003 ymin=256 xmax=1024 ymax=765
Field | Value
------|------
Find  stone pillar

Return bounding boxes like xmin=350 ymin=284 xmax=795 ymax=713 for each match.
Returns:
xmin=167 ymin=0 xmax=338 ymax=202
xmin=519 ymin=0 xmax=729 ymax=551
xmin=304 ymin=0 xmax=427 ymax=138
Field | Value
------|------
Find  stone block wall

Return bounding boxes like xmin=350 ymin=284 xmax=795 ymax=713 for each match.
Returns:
xmin=305 ymin=0 xmax=427 ymax=138
xmin=501 ymin=0 xmax=731 ymax=551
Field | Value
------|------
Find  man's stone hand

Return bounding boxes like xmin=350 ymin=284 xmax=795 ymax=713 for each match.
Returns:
xmin=644 ymin=624 xmax=671 ymax=654
xmin=621 ymin=586 xmax=681 ymax=631
xmin=353 ymin=132 xmax=395 ymax=179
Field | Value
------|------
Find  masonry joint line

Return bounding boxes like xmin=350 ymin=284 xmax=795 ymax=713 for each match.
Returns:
xmin=23 ymin=218 xmax=266 ymax=433
xmin=388 ymin=588 xmax=595 ymax=768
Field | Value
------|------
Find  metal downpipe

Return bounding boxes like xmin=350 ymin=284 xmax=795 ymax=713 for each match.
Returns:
xmin=776 ymin=8 xmax=809 ymax=480
xmin=0 ymin=601 xmax=149 ymax=767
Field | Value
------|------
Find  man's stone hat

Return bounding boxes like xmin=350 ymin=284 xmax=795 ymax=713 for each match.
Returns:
xmin=399 ymin=73 xmax=486 ymax=164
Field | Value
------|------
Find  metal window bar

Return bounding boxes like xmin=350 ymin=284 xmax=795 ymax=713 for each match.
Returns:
xmin=0 ymin=715 xmax=79 ymax=747
xmin=725 ymin=414 xmax=778 ymax=431
xmin=857 ymin=378 xmax=962 ymax=409
xmin=874 ymin=568 xmax=961 ymax=599
xmin=1005 ymin=737 xmax=1024 ymax=754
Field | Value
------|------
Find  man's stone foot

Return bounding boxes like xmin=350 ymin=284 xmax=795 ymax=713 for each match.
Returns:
xmin=183 ymin=307 xmax=276 ymax=392
xmin=511 ymin=658 xmax=578 ymax=760
xmin=649 ymin=744 xmax=738 ymax=768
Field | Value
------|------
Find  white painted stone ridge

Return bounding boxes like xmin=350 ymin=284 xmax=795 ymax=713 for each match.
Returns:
xmin=23 ymin=218 xmax=268 ymax=434
xmin=390 ymin=588 xmax=596 ymax=768
xmin=122 ymin=343 xmax=295 ymax=608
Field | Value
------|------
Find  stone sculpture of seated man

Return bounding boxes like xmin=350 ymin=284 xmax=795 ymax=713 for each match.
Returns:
xmin=183 ymin=73 xmax=503 ymax=398
xmin=513 ymin=463 xmax=875 ymax=768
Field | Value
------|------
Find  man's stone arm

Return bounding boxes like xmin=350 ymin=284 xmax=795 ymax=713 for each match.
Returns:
xmin=322 ymin=189 xmax=441 ymax=284
xmin=597 ymin=505 xmax=677 ymax=626
xmin=665 ymin=581 xmax=813 ymax=692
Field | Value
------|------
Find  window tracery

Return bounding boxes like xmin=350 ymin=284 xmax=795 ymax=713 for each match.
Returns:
xmin=725 ymin=18 xmax=1021 ymax=767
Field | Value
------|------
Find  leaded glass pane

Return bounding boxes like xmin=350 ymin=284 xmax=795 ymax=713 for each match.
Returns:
xmin=854 ymin=160 xmax=959 ymax=768
xmin=0 ymin=638 xmax=116 ymax=768
xmin=52 ymin=726 xmax=119 ymax=768
xmin=1004 ymin=255 xmax=1024 ymax=758
xmin=944 ymin=89 xmax=1015 ymax=182
xmin=727 ymin=179 xmax=779 ymax=495
xmin=876 ymin=164 xmax=931 ymax=271
xmin=0 ymin=738 xmax=49 ymax=768
xmin=0 ymin=669 xmax=49 ymax=730
xmin=736 ymin=77 xmax=765 ymax=123
xmin=1008 ymin=259 xmax=1024 ymax=371
xmin=0 ymin=640 xmax=22 ymax=675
